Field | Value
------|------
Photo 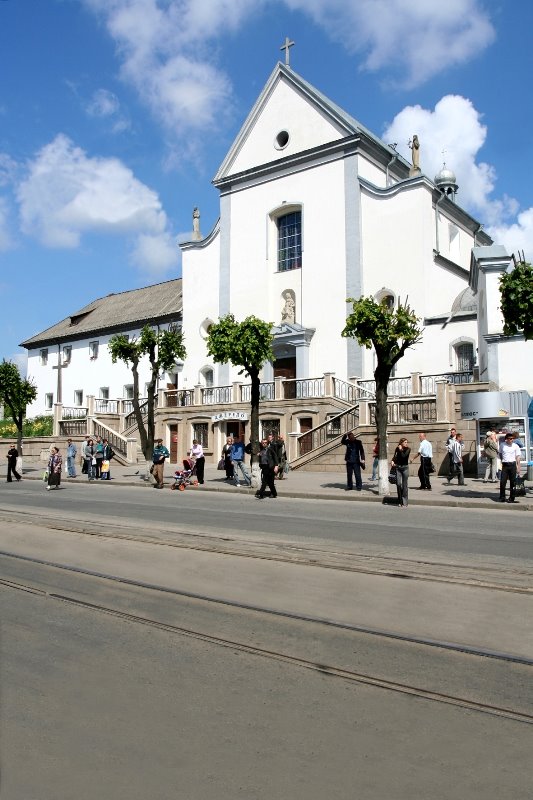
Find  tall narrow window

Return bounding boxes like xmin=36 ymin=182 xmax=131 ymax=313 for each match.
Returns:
xmin=89 ymin=341 xmax=99 ymax=360
xmin=193 ymin=423 xmax=208 ymax=448
xmin=63 ymin=345 xmax=72 ymax=364
xmin=278 ymin=211 xmax=302 ymax=272
xmin=40 ymin=349 xmax=48 ymax=366
xmin=45 ymin=393 xmax=53 ymax=409
xmin=455 ymin=342 xmax=475 ymax=372
xmin=74 ymin=390 xmax=83 ymax=406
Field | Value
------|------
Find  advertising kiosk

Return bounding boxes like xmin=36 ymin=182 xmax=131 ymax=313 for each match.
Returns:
xmin=461 ymin=391 xmax=531 ymax=477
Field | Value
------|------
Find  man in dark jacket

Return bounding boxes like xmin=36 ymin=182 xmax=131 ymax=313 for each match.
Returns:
xmin=341 ymin=431 xmax=365 ymax=490
xmin=6 ymin=446 xmax=22 ymax=482
xmin=255 ymin=437 xmax=279 ymax=499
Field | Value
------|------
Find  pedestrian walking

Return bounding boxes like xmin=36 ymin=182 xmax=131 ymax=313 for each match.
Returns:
xmin=447 ymin=432 xmax=465 ymax=485
xmin=94 ymin=436 xmax=104 ymax=479
xmin=189 ymin=439 xmax=205 ymax=484
xmin=498 ymin=432 xmax=521 ymax=503
xmin=46 ymin=446 xmax=62 ymax=490
xmin=84 ymin=438 xmax=97 ymax=481
xmin=81 ymin=435 xmax=90 ymax=474
xmin=152 ymin=437 xmax=170 ymax=488
xmin=6 ymin=445 xmax=22 ymax=482
xmin=391 ymin=437 xmax=410 ymax=507
xmin=221 ymin=436 xmax=234 ymax=481
xmin=100 ymin=438 xmax=115 ymax=480
xmin=411 ymin=432 xmax=433 ymax=490
xmin=483 ymin=431 xmax=499 ymax=482
xmin=445 ymin=427 xmax=457 ymax=481
xmin=66 ymin=438 xmax=77 ymax=477
xmin=341 ymin=431 xmax=365 ymax=491
xmin=273 ymin=433 xmax=288 ymax=479
xmin=255 ymin=437 xmax=279 ymax=499
xmin=371 ymin=437 xmax=379 ymax=481
xmin=231 ymin=435 xmax=251 ymax=487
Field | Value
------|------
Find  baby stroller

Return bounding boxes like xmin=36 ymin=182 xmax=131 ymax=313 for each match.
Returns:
xmin=170 ymin=458 xmax=198 ymax=491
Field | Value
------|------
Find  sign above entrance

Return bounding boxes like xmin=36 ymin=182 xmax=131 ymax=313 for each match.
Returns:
xmin=212 ymin=411 xmax=249 ymax=422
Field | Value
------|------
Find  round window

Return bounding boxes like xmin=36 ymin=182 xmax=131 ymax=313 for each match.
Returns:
xmin=199 ymin=318 xmax=214 ymax=339
xmin=275 ymin=130 xmax=290 ymax=150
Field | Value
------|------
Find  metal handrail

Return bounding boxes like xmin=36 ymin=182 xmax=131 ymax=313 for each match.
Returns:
xmin=297 ymin=405 xmax=359 ymax=457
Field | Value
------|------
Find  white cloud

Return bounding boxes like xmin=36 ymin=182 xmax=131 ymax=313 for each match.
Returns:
xmin=9 ymin=352 xmax=28 ymax=376
xmin=130 ymin=231 xmax=180 ymax=276
xmin=286 ymin=0 xmax=495 ymax=88
xmin=86 ymin=88 xmax=121 ymax=117
xmin=16 ymin=134 xmax=178 ymax=274
xmin=0 ymin=153 xmax=18 ymax=187
xmin=0 ymin=197 xmax=14 ymax=251
xmin=384 ymin=96 xmax=533 ymax=260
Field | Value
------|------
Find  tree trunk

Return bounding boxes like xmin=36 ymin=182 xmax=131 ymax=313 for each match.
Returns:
xmin=131 ymin=362 xmax=150 ymax=462
xmin=375 ymin=368 xmax=391 ymax=496
xmin=249 ymin=367 xmax=261 ymax=489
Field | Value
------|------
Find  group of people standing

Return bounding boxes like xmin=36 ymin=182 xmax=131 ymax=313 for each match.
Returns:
xmin=221 ymin=433 xmax=287 ymax=496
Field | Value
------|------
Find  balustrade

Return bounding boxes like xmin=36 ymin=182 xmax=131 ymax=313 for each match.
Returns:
xmin=297 ymin=407 xmax=359 ymax=457
xmin=94 ymin=399 xmax=118 ymax=414
xmin=201 ymin=386 xmax=232 ymax=405
xmin=283 ymin=377 xmax=324 ymax=400
xmin=62 ymin=407 xmax=88 ymax=420
xmin=240 ymin=383 xmax=275 ymax=402
xmin=370 ymin=398 xmax=437 ymax=424
xmin=165 ymin=389 xmax=194 ymax=407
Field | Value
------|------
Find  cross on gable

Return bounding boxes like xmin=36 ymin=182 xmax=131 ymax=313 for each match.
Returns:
xmin=280 ymin=37 xmax=295 ymax=67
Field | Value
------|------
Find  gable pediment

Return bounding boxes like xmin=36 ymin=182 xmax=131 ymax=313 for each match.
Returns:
xmin=214 ymin=63 xmax=360 ymax=184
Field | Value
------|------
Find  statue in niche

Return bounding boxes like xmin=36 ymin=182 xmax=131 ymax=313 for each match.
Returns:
xmin=281 ymin=290 xmax=296 ymax=324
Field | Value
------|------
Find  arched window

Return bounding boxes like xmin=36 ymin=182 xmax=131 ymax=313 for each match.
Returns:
xmin=200 ymin=367 xmax=214 ymax=387
xmin=454 ymin=342 xmax=475 ymax=372
xmin=278 ymin=211 xmax=302 ymax=272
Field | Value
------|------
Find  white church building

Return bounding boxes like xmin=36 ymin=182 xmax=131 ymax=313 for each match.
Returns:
xmin=21 ymin=61 xmax=533 ymax=469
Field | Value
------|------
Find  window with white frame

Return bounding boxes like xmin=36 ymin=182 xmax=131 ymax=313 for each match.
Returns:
xmin=89 ymin=341 xmax=99 ymax=360
xmin=74 ymin=390 xmax=83 ymax=406
xmin=124 ymin=385 xmax=134 ymax=400
xmin=63 ymin=345 xmax=72 ymax=364
xmin=278 ymin=211 xmax=302 ymax=272
xmin=45 ymin=393 xmax=53 ymax=409
xmin=455 ymin=342 xmax=475 ymax=372
xmin=193 ymin=423 xmax=208 ymax=448
xmin=40 ymin=348 xmax=48 ymax=366
xmin=100 ymin=387 xmax=109 ymax=400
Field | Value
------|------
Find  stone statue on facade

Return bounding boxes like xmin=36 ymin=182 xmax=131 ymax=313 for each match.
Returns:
xmin=192 ymin=207 xmax=202 ymax=240
xmin=281 ymin=290 xmax=296 ymax=324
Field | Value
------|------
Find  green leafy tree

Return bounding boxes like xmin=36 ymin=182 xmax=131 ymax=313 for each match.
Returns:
xmin=0 ymin=360 xmax=37 ymax=454
xmin=109 ymin=325 xmax=186 ymax=467
xmin=206 ymin=314 xmax=274 ymax=477
xmin=499 ymin=260 xmax=533 ymax=340
xmin=342 ymin=297 xmax=423 ymax=495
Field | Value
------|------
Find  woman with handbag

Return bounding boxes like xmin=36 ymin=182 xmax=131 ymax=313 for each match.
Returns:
xmin=46 ymin=447 xmax=62 ymax=490
xmin=221 ymin=436 xmax=234 ymax=481
xmin=391 ymin=437 xmax=410 ymax=507
xmin=83 ymin=438 xmax=97 ymax=481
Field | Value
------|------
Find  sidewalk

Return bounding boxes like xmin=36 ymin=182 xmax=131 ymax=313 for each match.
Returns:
xmin=12 ymin=459 xmax=533 ymax=510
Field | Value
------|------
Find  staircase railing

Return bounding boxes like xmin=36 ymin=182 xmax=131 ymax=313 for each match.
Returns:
xmin=92 ymin=420 xmax=129 ymax=461
xmin=297 ymin=405 xmax=360 ymax=457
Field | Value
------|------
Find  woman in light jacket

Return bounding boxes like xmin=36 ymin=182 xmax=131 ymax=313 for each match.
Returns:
xmin=483 ymin=431 xmax=499 ymax=482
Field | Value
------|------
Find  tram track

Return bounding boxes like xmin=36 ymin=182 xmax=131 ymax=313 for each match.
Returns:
xmin=1 ymin=507 xmax=533 ymax=594
xmin=1 ymin=563 xmax=533 ymax=727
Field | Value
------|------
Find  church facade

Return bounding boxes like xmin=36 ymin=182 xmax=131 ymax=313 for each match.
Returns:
xmin=20 ymin=62 xmax=532 ymax=467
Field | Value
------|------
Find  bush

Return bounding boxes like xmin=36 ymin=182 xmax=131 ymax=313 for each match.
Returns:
xmin=0 ymin=415 xmax=53 ymax=438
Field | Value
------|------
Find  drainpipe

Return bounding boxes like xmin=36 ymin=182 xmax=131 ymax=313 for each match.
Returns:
xmin=434 ymin=191 xmax=445 ymax=254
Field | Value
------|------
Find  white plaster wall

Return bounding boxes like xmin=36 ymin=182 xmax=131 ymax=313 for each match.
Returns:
xmin=489 ymin=338 xmax=533 ymax=393
xmin=26 ymin=327 xmax=169 ymax=417
xmin=357 ymin=156 xmax=386 ymax=188
xmin=228 ymin=77 xmax=347 ymax=176
xmin=181 ymin=231 xmax=221 ymax=389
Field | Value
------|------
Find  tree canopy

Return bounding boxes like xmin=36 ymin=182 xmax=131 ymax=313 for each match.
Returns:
xmin=207 ymin=314 xmax=274 ymax=466
xmin=342 ymin=296 xmax=423 ymax=494
xmin=499 ymin=260 xmax=533 ymax=340
xmin=0 ymin=360 xmax=37 ymax=452
xmin=109 ymin=325 xmax=186 ymax=463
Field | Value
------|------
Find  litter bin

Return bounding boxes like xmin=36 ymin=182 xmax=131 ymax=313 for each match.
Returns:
xmin=527 ymin=462 xmax=533 ymax=482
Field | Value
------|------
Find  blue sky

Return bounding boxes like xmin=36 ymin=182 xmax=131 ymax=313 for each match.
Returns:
xmin=1 ymin=0 xmax=532 ymax=370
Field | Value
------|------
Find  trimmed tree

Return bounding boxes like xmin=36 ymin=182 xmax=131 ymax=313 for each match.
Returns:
xmin=206 ymin=314 xmax=274 ymax=486
xmin=342 ymin=297 xmax=423 ymax=495
xmin=109 ymin=325 xmax=186 ymax=473
xmin=499 ymin=260 xmax=533 ymax=340
xmin=0 ymin=360 xmax=37 ymax=455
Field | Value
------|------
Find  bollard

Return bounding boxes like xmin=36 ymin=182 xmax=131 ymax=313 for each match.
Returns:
xmin=527 ymin=462 xmax=533 ymax=482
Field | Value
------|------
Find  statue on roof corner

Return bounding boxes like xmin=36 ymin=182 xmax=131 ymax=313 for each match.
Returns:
xmin=192 ymin=207 xmax=202 ymax=240
xmin=408 ymin=135 xmax=421 ymax=176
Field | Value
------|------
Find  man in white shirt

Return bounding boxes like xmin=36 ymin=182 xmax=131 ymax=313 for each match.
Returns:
xmin=410 ymin=432 xmax=433 ymax=490
xmin=498 ymin=432 xmax=521 ymax=503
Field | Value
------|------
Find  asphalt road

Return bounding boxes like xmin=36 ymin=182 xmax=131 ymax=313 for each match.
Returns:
xmin=2 ymin=480 xmax=533 ymax=798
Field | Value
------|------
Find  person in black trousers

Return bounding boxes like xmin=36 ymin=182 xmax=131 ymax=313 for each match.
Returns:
xmin=391 ymin=437 xmax=410 ymax=507
xmin=255 ymin=438 xmax=279 ymax=498
xmin=341 ymin=431 xmax=365 ymax=490
xmin=6 ymin=446 xmax=22 ymax=482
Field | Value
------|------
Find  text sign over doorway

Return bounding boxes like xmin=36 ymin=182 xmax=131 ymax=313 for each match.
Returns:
xmin=211 ymin=411 xmax=249 ymax=422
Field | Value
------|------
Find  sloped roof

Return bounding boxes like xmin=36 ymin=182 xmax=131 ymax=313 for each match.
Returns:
xmin=214 ymin=62 xmax=408 ymax=183
xmin=20 ymin=278 xmax=182 ymax=349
